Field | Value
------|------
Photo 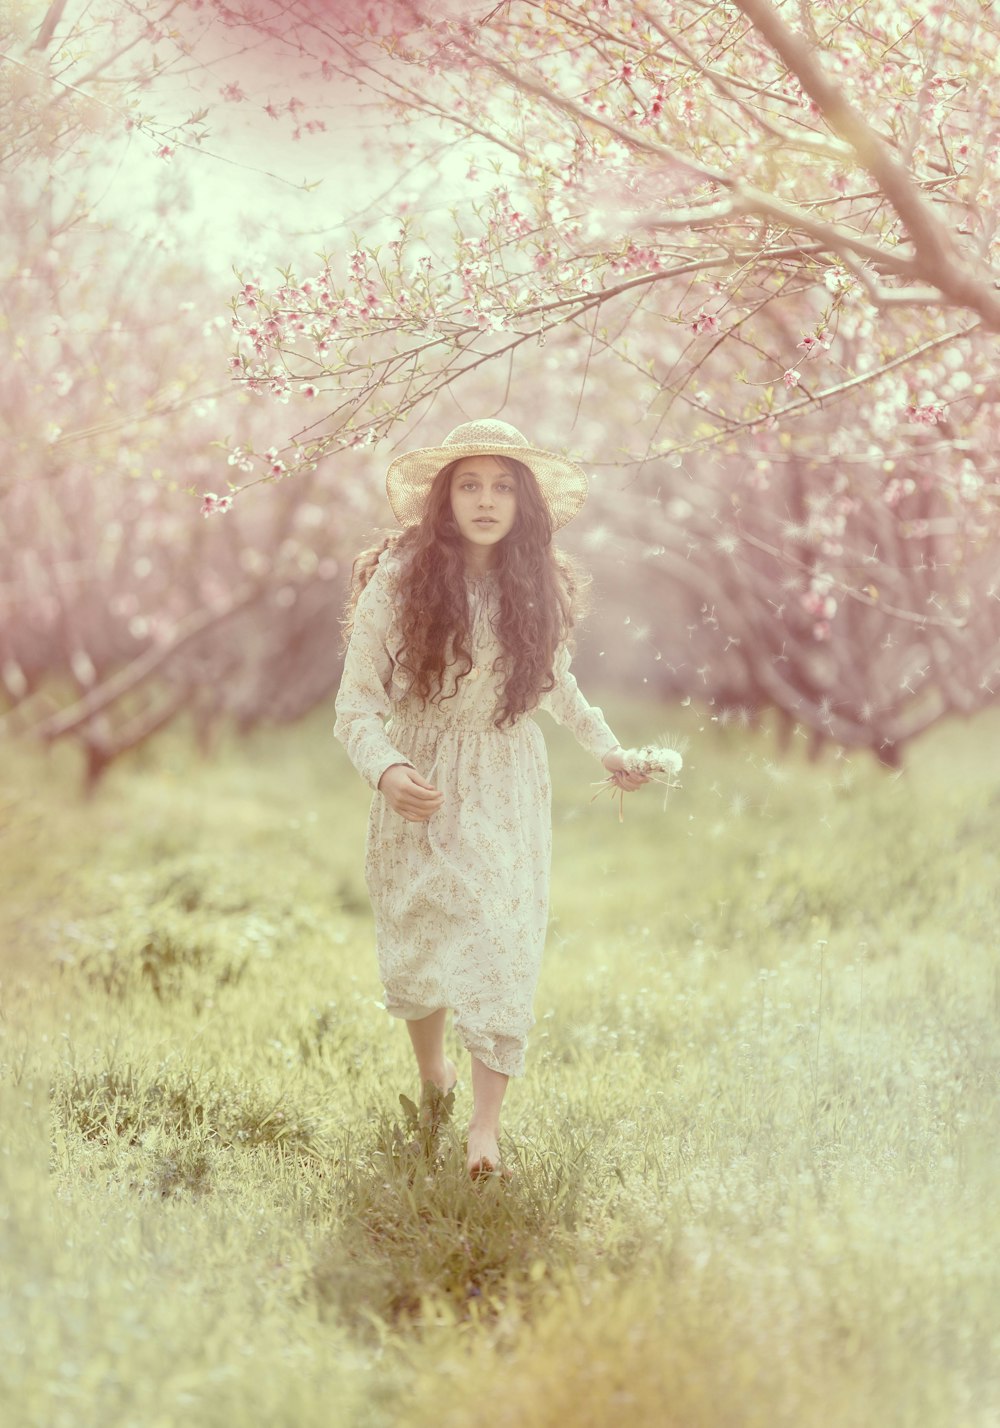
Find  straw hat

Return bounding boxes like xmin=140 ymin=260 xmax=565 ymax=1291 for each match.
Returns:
xmin=384 ymin=419 xmax=589 ymax=530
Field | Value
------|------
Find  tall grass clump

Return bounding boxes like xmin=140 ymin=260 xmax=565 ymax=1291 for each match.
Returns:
xmin=310 ymin=1081 xmax=596 ymax=1334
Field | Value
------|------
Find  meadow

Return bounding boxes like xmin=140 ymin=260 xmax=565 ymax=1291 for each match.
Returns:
xmin=1 ymin=699 xmax=998 ymax=1428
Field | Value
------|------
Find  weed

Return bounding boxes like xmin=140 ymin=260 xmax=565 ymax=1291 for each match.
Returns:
xmin=151 ymin=1141 xmax=214 ymax=1198
xmin=51 ymin=1057 xmax=327 ymax=1162
xmin=308 ymin=1082 xmax=593 ymax=1334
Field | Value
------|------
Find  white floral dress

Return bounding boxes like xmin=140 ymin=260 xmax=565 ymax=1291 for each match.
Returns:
xmin=333 ymin=549 xmax=620 ymax=1077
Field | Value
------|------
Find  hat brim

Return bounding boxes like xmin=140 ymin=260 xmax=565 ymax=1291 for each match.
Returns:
xmin=385 ymin=442 xmax=589 ymax=531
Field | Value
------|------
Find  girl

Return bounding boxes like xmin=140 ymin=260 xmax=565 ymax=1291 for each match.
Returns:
xmin=334 ymin=418 xmax=648 ymax=1180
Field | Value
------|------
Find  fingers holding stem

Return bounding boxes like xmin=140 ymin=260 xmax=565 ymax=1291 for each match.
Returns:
xmin=377 ymin=763 xmax=445 ymax=822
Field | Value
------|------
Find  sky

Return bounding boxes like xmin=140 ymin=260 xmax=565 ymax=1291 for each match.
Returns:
xmin=60 ymin=2 xmax=492 ymax=286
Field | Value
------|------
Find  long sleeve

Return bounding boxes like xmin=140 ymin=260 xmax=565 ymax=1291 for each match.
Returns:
xmin=537 ymin=643 xmax=621 ymax=762
xmin=333 ymin=557 xmax=413 ymax=791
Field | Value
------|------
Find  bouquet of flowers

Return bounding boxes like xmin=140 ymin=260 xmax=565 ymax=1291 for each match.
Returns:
xmin=593 ymin=741 xmax=686 ymax=822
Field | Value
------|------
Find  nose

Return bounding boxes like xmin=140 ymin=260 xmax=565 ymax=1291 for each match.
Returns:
xmin=477 ymin=489 xmax=495 ymax=508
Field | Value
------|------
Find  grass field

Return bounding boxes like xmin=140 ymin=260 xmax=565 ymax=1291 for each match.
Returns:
xmin=2 ymin=699 xmax=998 ymax=1428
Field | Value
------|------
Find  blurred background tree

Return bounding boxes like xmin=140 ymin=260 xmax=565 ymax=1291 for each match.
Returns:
xmin=1 ymin=0 xmax=386 ymax=787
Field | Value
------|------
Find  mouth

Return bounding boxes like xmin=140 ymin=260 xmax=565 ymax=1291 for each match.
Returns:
xmin=473 ymin=518 xmax=498 ymax=526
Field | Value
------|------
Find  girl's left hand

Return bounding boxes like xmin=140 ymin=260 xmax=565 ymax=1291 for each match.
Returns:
xmin=602 ymin=749 xmax=650 ymax=792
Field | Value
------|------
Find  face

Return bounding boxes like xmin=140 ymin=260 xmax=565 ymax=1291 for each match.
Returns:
xmin=448 ymin=456 xmax=518 ymax=558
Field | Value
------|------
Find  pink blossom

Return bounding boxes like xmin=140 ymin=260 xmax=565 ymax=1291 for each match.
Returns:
xmin=691 ymin=311 xmax=719 ymax=335
xmin=797 ymin=328 xmax=831 ymax=356
xmin=299 ymin=382 xmax=318 ymax=398
xmin=201 ymin=492 xmax=233 ymax=517
xmin=221 ymin=82 xmax=247 ymax=102
xmin=262 ymin=447 xmax=288 ymax=477
xmin=883 ymin=477 xmax=916 ymax=506
xmin=645 ymin=84 xmax=665 ymax=123
xmin=227 ymin=446 xmax=254 ymax=472
xmin=905 ymin=402 xmax=946 ymax=425
xmin=156 ymin=145 xmax=174 ymax=161
xmin=783 ymin=368 xmax=801 ymax=390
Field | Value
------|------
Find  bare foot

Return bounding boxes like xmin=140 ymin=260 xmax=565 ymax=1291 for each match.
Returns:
xmin=466 ymin=1122 xmax=513 ymax=1181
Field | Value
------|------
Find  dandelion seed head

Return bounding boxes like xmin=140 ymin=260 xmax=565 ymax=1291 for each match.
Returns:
xmin=582 ymin=524 xmax=611 ymax=551
xmin=763 ymin=761 xmax=790 ymax=783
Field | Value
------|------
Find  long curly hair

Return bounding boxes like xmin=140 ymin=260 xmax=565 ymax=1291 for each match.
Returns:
xmin=343 ymin=455 xmax=588 ymax=727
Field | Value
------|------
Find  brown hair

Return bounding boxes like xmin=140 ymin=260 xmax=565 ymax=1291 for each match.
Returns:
xmin=343 ymin=456 xmax=587 ymax=727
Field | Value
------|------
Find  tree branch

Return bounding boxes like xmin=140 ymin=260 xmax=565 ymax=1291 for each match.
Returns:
xmin=24 ymin=582 xmax=266 ymax=742
xmin=732 ymin=0 xmax=1000 ymax=330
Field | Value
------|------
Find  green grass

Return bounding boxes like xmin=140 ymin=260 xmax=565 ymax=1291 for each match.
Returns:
xmin=1 ymin=700 xmax=999 ymax=1427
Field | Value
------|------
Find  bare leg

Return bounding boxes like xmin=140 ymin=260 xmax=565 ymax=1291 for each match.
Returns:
xmin=466 ymin=1054 xmax=513 ymax=1179
xmin=405 ymin=1008 xmax=456 ymax=1093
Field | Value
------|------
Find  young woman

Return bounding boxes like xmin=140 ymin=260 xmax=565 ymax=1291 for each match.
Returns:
xmin=334 ymin=419 xmax=648 ymax=1180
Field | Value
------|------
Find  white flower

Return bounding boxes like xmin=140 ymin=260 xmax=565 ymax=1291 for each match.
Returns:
xmin=621 ymin=744 xmax=684 ymax=777
xmin=594 ymin=740 xmax=686 ymax=822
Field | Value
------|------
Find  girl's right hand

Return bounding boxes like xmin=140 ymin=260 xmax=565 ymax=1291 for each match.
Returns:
xmin=377 ymin=764 xmax=444 ymax=822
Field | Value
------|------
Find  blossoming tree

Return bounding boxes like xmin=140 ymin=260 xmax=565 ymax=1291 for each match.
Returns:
xmin=5 ymin=0 xmax=999 ymax=777
xmin=217 ymin=0 xmax=1000 ymax=761
xmin=1 ymin=0 xmax=384 ymax=786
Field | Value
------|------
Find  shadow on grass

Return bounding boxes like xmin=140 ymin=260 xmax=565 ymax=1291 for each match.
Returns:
xmin=309 ymin=1081 xmax=591 ymax=1335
